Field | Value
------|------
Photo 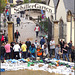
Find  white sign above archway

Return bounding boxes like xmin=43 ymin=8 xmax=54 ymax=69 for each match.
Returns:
xmin=14 ymin=3 xmax=54 ymax=14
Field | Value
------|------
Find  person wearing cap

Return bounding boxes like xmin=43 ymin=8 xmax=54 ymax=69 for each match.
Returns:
xmin=50 ymin=38 xmax=55 ymax=58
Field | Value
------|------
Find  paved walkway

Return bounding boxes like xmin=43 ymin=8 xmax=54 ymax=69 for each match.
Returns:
xmin=1 ymin=11 xmax=46 ymax=43
xmin=15 ymin=19 xmax=36 ymax=43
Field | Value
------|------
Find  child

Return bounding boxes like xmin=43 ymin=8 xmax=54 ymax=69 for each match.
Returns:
xmin=55 ymin=44 xmax=61 ymax=60
xmin=36 ymin=45 xmax=43 ymax=59
xmin=71 ymin=46 xmax=75 ymax=62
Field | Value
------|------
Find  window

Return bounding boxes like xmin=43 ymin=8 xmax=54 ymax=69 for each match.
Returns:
xmin=67 ymin=10 xmax=72 ymax=22
xmin=59 ymin=18 xmax=64 ymax=39
xmin=10 ymin=0 xmax=13 ymax=3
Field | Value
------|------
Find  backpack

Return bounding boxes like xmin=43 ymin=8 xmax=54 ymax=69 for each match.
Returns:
xmin=1 ymin=35 xmax=4 ymax=41
xmin=6 ymin=11 xmax=9 ymax=16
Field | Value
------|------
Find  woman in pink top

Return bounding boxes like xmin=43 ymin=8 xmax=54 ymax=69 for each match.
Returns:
xmin=5 ymin=42 xmax=11 ymax=59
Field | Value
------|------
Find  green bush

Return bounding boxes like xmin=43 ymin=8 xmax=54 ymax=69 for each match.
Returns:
xmin=24 ymin=0 xmax=41 ymax=3
xmin=0 ymin=0 xmax=6 ymax=13
xmin=10 ymin=4 xmax=15 ymax=7
xmin=39 ymin=18 xmax=48 ymax=33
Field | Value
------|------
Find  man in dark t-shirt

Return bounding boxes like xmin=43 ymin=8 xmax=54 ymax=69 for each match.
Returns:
xmin=14 ymin=30 xmax=20 ymax=43
xmin=62 ymin=43 xmax=70 ymax=62
xmin=25 ymin=38 xmax=31 ymax=57
xmin=60 ymin=39 xmax=65 ymax=52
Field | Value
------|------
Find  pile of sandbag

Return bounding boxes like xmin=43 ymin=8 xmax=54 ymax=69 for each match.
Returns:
xmin=1 ymin=58 xmax=75 ymax=75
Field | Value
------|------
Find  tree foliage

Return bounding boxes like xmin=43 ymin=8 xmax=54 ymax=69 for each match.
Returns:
xmin=0 ymin=0 xmax=6 ymax=13
xmin=24 ymin=0 xmax=41 ymax=3
xmin=24 ymin=0 xmax=29 ymax=3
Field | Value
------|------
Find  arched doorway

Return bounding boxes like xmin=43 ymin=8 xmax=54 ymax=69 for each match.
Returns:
xmin=12 ymin=3 xmax=54 ymax=18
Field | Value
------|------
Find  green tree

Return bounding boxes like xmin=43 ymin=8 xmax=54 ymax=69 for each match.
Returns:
xmin=0 ymin=0 xmax=6 ymax=33
xmin=0 ymin=0 xmax=6 ymax=13
xmin=24 ymin=0 xmax=29 ymax=3
xmin=31 ymin=0 xmax=41 ymax=3
xmin=24 ymin=0 xmax=41 ymax=3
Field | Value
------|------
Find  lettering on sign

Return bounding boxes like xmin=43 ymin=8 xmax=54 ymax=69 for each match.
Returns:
xmin=14 ymin=3 xmax=54 ymax=13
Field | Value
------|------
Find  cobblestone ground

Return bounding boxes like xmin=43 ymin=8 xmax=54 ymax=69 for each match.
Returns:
xmin=1 ymin=11 xmax=46 ymax=43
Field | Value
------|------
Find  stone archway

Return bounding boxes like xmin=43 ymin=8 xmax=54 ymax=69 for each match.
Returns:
xmin=11 ymin=3 xmax=55 ymax=18
xmin=10 ymin=3 xmax=55 ymax=42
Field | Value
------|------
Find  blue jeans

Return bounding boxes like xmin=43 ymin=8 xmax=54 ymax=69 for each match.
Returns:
xmin=55 ymin=53 xmax=60 ymax=60
xmin=5 ymin=53 xmax=11 ymax=60
xmin=22 ymin=52 xmax=27 ymax=59
xmin=0 ymin=55 xmax=4 ymax=60
xmin=50 ymin=49 xmax=55 ymax=58
xmin=68 ymin=49 xmax=72 ymax=55
xmin=63 ymin=53 xmax=70 ymax=62
xmin=16 ymin=38 xmax=18 ymax=42
xmin=36 ymin=31 xmax=39 ymax=37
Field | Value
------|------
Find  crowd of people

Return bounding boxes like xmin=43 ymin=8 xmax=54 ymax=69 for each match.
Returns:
xmin=0 ymin=7 xmax=75 ymax=63
xmin=0 ymin=37 xmax=47 ymax=60
xmin=0 ymin=23 xmax=75 ymax=62
xmin=0 ymin=33 xmax=75 ymax=62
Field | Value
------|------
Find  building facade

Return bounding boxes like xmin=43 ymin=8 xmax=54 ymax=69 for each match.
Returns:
xmin=10 ymin=0 xmax=75 ymax=45
xmin=48 ymin=0 xmax=75 ymax=45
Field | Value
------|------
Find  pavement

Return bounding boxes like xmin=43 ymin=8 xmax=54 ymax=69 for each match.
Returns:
xmin=1 ymin=11 xmax=46 ymax=43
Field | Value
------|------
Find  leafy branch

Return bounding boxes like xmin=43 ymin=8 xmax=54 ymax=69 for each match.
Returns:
xmin=0 ymin=0 xmax=6 ymax=13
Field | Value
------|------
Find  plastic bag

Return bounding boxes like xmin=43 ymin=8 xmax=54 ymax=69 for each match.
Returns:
xmin=0 ymin=68 xmax=5 ymax=72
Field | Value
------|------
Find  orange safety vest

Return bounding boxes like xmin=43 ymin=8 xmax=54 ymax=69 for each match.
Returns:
xmin=37 ymin=48 xmax=42 ymax=56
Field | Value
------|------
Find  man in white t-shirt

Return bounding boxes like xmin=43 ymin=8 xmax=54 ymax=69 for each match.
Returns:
xmin=13 ymin=42 xmax=20 ymax=59
xmin=34 ymin=25 xmax=40 ymax=37
xmin=50 ymin=38 xmax=55 ymax=58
